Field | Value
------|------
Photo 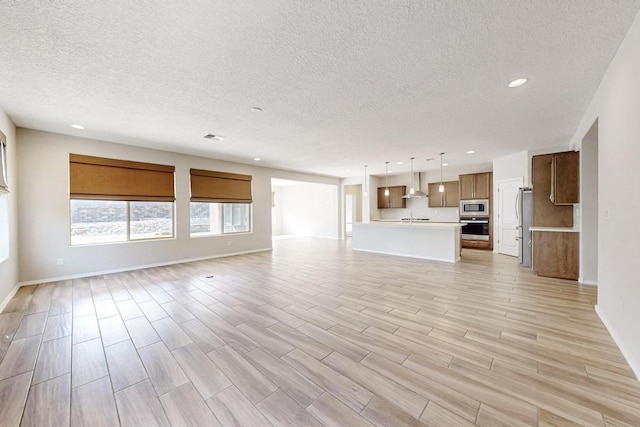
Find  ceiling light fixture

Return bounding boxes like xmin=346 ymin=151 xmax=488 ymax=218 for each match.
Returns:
xmin=363 ymin=165 xmax=369 ymax=198
xmin=397 ymin=161 xmax=403 ymax=165
xmin=70 ymin=124 xmax=85 ymax=130
xmin=508 ymin=78 xmax=528 ymax=88
xmin=466 ymin=150 xmax=475 ymax=154
xmin=253 ymin=157 xmax=261 ymax=161
xmin=439 ymin=153 xmax=445 ymax=193
xmin=384 ymin=162 xmax=390 ymax=197
xmin=203 ymin=134 xmax=224 ymax=140
xmin=251 ymin=107 xmax=263 ymax=112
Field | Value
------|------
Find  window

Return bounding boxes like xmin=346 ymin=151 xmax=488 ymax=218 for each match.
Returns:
xmin=71 ymin=200 xmax=174 ymax=245
xmin=190 ymin=202 xmax=251 ymax=236
xmin=69 ymin=154 xmax=175 ymax=246
xmin=0 ymin=130 xmax=8 ymax=194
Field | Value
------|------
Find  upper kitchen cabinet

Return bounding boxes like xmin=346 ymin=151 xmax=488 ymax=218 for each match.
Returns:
xmin=459 ymin=172 xmax=492 ymax=200
xmin=532 ymin=153 xmax=574 ymax=227
xmin=552 ymin=151 xmax=579 ymax=205
xmin=377 ymin=186 xmax=407 ymax=209
xmin=428 ymin=181 xmax=459 ymax=207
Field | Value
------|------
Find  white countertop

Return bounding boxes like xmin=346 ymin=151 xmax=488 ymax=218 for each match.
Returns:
xmin=361 ymin=221 xmax=462 ymax=229
xmin=529 ymin=226 xmax=580 ymax=233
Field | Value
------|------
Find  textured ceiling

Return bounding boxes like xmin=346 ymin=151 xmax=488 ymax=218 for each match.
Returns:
xmin=1 ymin=1 xmax=639 ymax=178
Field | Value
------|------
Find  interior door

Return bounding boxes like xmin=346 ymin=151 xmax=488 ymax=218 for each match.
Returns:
xmin=345 ymin=194 xmax=354 ymax=237
xmin=498 ymin=178 xmax=523 ymax=257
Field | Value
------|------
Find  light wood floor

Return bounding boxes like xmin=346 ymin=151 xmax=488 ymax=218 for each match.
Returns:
xmin=1 ymin=238 xmax=639 ymax=426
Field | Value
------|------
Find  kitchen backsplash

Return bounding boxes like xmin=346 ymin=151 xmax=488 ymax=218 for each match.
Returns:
xmin=373 ymin=197 xmax=460 ymax=222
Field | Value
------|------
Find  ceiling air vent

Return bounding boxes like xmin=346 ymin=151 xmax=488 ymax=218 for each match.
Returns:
xmin=203 ymin=134 xmax=224 ymax=140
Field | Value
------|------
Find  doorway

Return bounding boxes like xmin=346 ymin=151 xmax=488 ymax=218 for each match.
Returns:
xmin=343 ymin=184 xmax=362 ymax=238
xmin=271 ymin=178 xmax=339 ymax=239
xmin=497 ymin=177 xmax=523 ymax=257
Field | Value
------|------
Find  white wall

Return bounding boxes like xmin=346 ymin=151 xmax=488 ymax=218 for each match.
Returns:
xmin=492 ymin=150 xmax=530 ymax=250
xmin=570 ymin=10 xmax=640 ymax=379
xmin=0 ymin=106 xmax=18 ymax=310
xmin=276 ymin=183 xmax=339 ymax=238
xmin=17 ymin=128 xmax=339 ymax=283
xmin=580 ymin=121 xmax=598 ymax=285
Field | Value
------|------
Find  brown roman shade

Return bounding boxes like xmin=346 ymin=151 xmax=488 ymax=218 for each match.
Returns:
xmin=69 ymin=154 xmax=175 ymax=201
xmin=190 ymin=169 xmax=252 ymax=203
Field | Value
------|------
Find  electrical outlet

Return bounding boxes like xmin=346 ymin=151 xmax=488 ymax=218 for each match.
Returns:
xmin=226 ymin=241 xmax=231 ymax=247
xmin=56 ymin=258 xmax=64 ymax=266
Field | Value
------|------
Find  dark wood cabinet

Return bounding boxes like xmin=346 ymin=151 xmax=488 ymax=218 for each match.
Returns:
xmin=532 ymin=231 xmax=579 ymax=280
xmin=459 ymin=172 xmax=492 ymax=200
xmin=552 ymin=151 xmax=579 ymax=205
xmin=428 ymin=181 xmax=459 ymax=207
xmin=532 ymin=154 xmax=574 ymax=227
xmin=377 ymin=186 xmax=406 ymax=209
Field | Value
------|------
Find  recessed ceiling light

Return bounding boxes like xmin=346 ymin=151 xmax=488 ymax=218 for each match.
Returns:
xmin=253 ymin=157 xmax=261 ymax=161
xmin=397 ymin=161 xmax=403 ymax=165
xmin=203 ymin=134 xmax=224 ymax=140
xmin=442 ymin=163 xmax=449 ymax=167
xmin=387 ymin=170 xmax=392 ymax=174
xmin=466 ymin=150 xmax=475 ymax=154
xmin=71 ymin=124 xmax=85 ymax=130
xmin=346 ymin=169 xmax=351 ymax=173
xmin=251 ymin=107 xmax=263 ymax=113
xmin=508 ymin=78 xmax=528 ymax=88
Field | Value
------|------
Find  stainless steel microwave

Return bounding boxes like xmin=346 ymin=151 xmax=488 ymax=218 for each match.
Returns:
xmin=460 ymin=199 xmax=489 ymax=217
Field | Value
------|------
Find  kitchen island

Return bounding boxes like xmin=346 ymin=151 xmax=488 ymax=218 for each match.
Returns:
xmin=352 ymin=221 xmax=463 ymax=263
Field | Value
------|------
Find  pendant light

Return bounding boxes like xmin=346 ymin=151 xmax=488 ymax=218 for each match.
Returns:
xmin=363 ymin=165 xmax=369 ymax=198
xmin=384 ymin=161 xmax=390 ymax=197
xmin=438 ymin=152 xmax=445 ymax=193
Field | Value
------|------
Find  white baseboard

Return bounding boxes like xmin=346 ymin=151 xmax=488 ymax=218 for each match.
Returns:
xmin=0 ymin=284 xmax=19 ymax=313
xmin=17 ymin=247 xmax=272 ymax=287
xmin=595 ymin=304 xmax=640 ymax=380
xmin=579 ymin=278 xmax=598 ymax=286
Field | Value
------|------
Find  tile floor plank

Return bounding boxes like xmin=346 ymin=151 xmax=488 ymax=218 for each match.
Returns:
xmin=42 ymin=313 xmax=72 ymax=342
xmin=282 ymin=348 xmax=373 ymax=413
xmin=114 ymin=379 xmax=170 ymax=427
xmin=71 ymin=338 xmax=109 ymax=388
xmin=21 ymin=373 xmax=71 ymax=427
xmin=13 ymin=312 xmax=47 ymax=340
xmin=124 ymin=316 xmax=161 ymax=349
xmin=256 ymin=389 xmax=323 ymax=426
xmin=151 ymin=317 xmax=192 ymax=350
xmin=172 ymin=342 xmax=231 ymax=400
xmin=159 ymin=382 xmax=221 ymax=427
xmin=207 ymin=385 xmax=272 ymax=427
xmin=104 ymin=340 xmax=148 ymax=392
xmin=0 ymin=336 xmax=41 ymax=380
xmin=207 ymin=345 xmax=277 ymax=404
xmin=0 ymin=371 xmax=33 ymax=426
xmin=245 ymin=347 xmax=324 ymax=407
xmin=71 ymin=376 xmax=120 ymax=427
xmin=307 ymin=392 xmax=375 ymax=427
xmin=98 ymin=315 xmax=130 ymax=347
xmin=138 ymin=341 xmax=189 ymax=396
xmin=32 ymin=335 xmax=71 ymax=384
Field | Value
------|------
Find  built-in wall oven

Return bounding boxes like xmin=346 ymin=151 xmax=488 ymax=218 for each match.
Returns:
xmin=460 ymin=216 xmax=490 ymax=241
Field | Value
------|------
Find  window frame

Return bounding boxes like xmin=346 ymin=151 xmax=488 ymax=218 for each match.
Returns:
xmin=69 ymin=199 xmax=175 ymax=246
xmin=189 ymin=202 xmax=253 ymax=238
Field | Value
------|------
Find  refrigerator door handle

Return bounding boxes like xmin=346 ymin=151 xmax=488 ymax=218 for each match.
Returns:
xmin=515 ymin=190 xmax=520 ymax=223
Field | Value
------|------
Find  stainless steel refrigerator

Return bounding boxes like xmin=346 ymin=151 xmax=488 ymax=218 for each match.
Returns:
xmin=518 ymin=188 xmax=533 ymax=267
